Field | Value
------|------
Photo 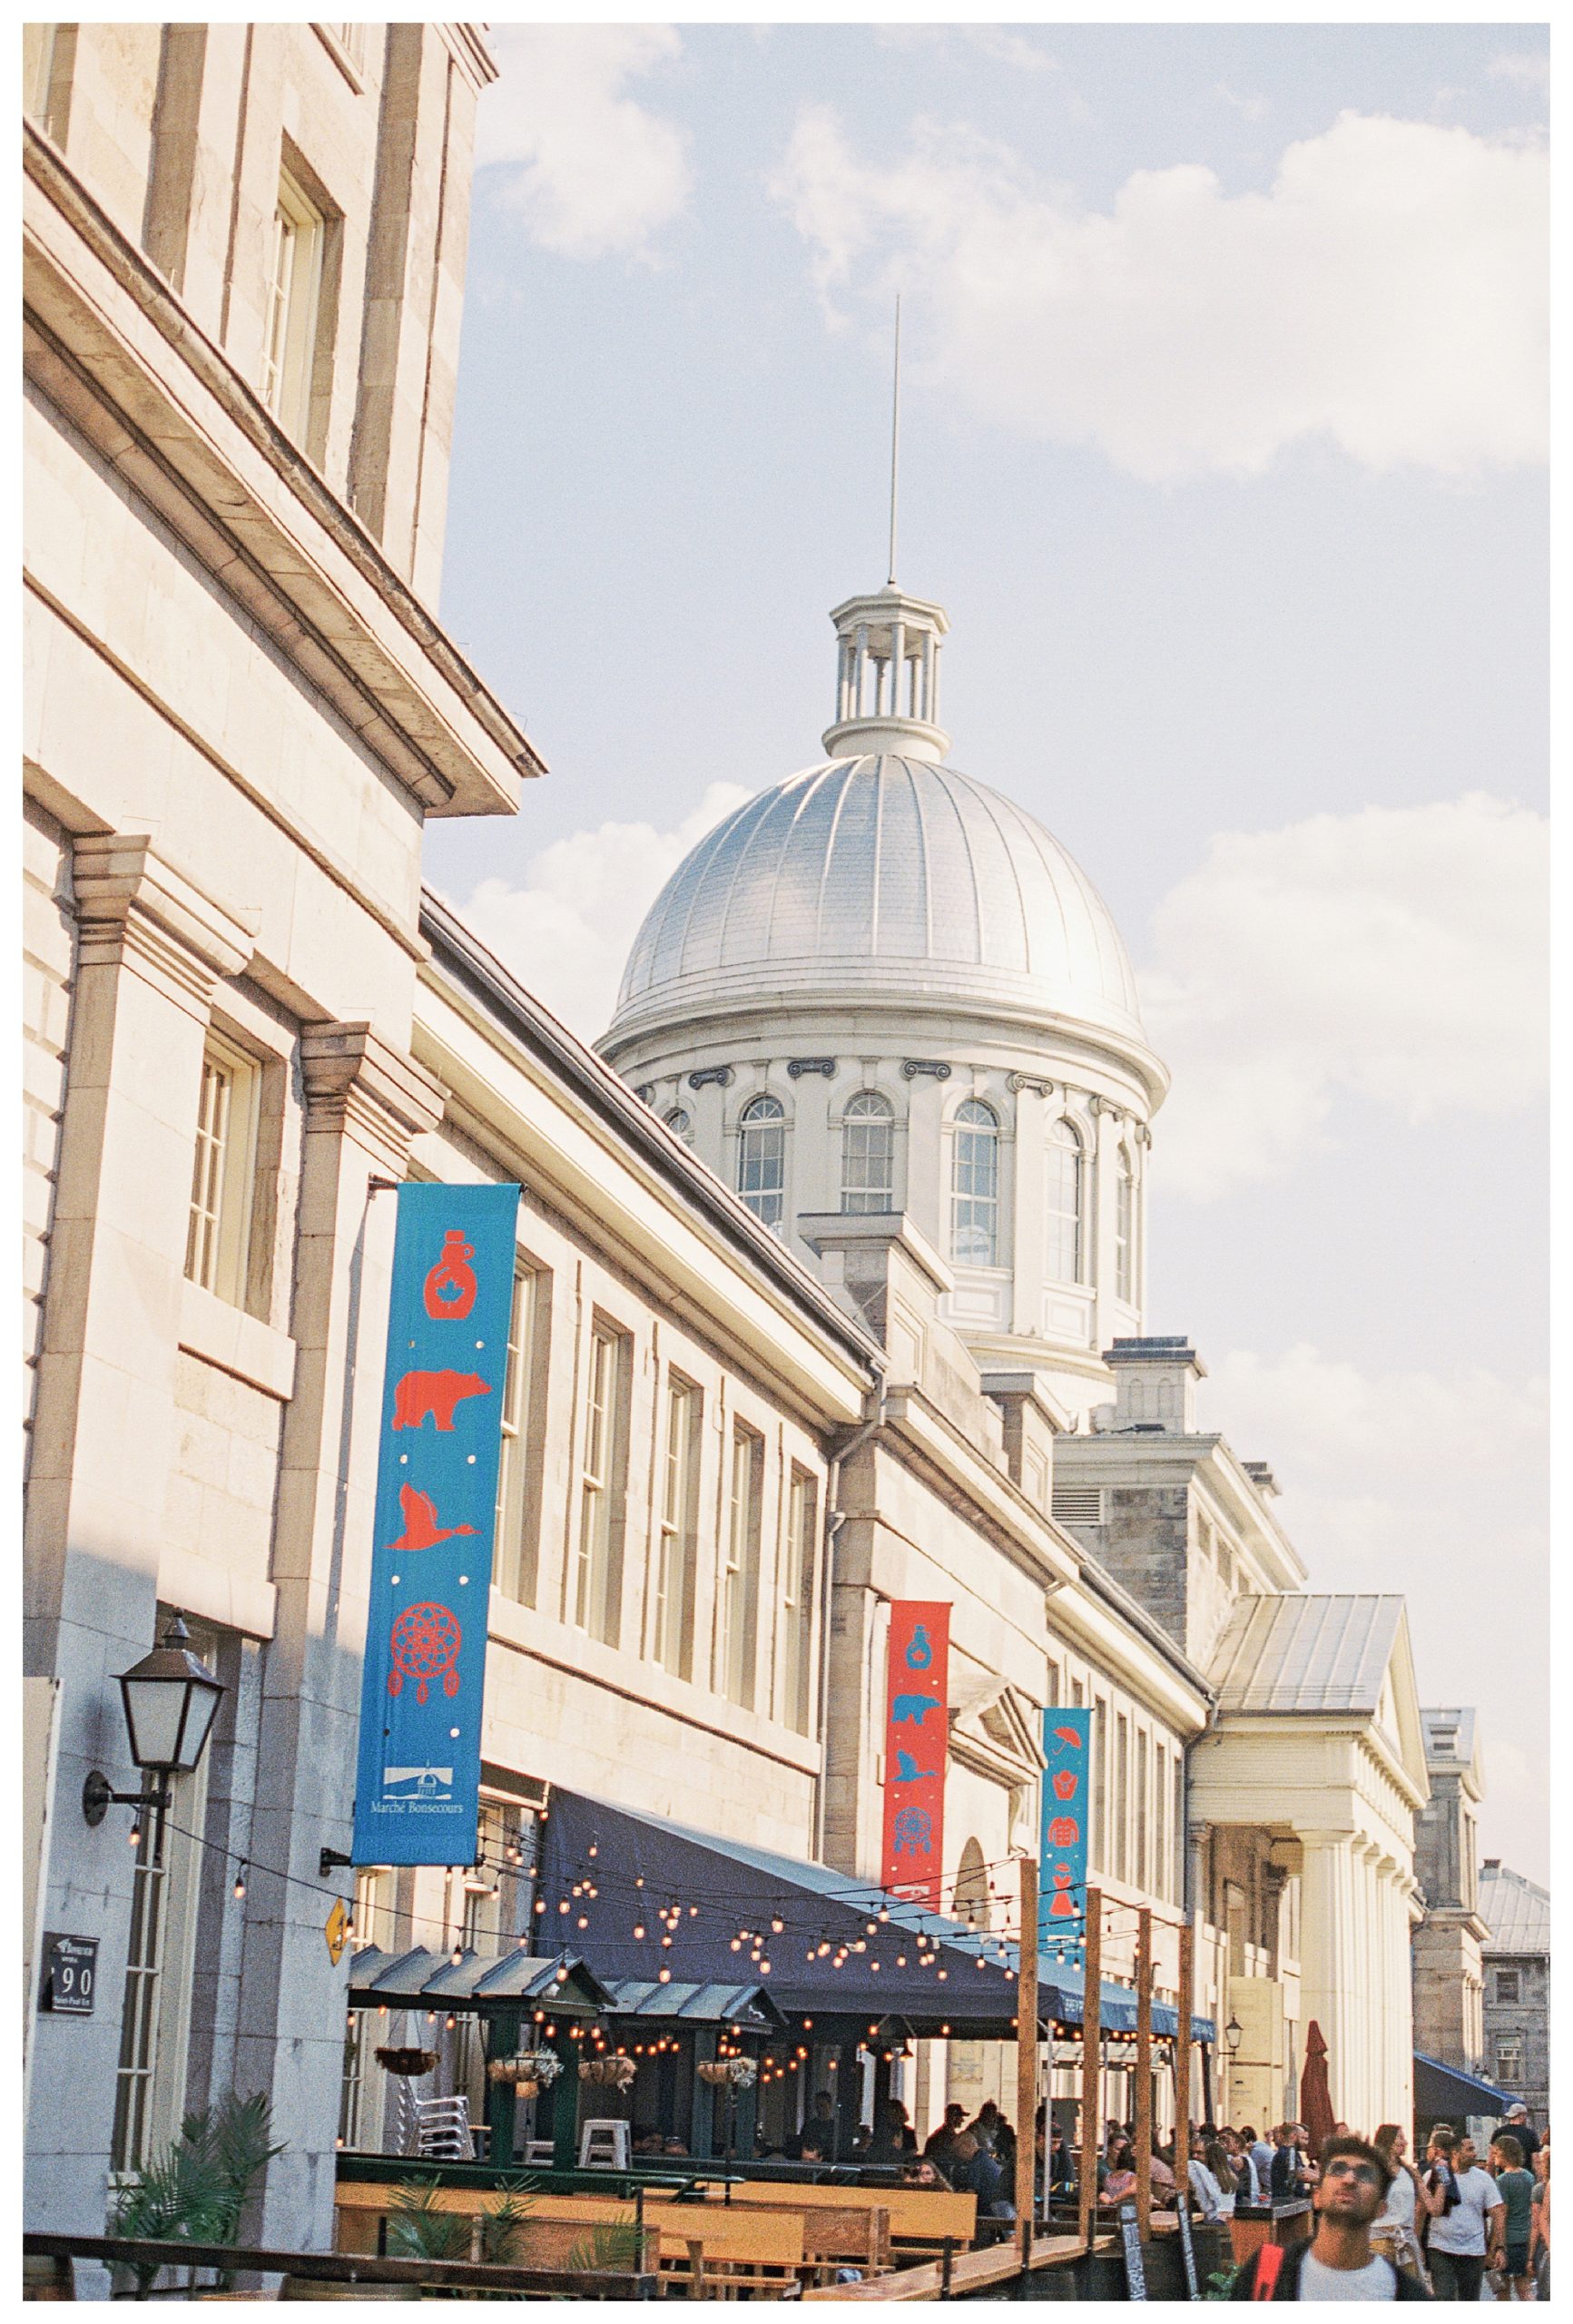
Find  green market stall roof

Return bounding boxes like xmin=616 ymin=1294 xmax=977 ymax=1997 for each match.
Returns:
xmin=539 ymin=1789 xmax=1214 ymax=2043
xmin=605 ymin=1978 xmax=787 ymax=2032
xmin=348 ymin=1945 xmax=612 ymax=2014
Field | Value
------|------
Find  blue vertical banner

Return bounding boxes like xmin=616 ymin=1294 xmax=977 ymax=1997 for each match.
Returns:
xmin=1038 ymin=1709 xmax=1093 ymax=1966
xmin=352 ymin=1181 xmax=520 ymax=1867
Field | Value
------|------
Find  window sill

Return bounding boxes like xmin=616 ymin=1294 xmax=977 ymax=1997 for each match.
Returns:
xmin=178 ymin=1277 xmax=297 ymax=1401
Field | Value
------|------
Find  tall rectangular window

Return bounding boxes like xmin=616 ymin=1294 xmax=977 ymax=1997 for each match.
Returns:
xmin=1136 ymin=1729 xmax=1149 ymax=1891
xmin=1115 ymin=1715 xmax=1129 ymax=1883
xmin=779 ymin=1467 xmax=817 ymax=1734
xmin=653 ymin=1374 xmax=701 ymax=1679
xmin=261 ymin=168 xmax=325 ymax=440
xmin=1045 ymin=1660 xmax=1061 ymax=1709
xmin=185 ymin=1035 xmax=259 ymax=1307
xmin=1496 ymin=2038 xmax=1524 ymax=2084
xmin=111 ymin=1823 xmax=169 ymax=2171
xmin=494 ymin=1262 xmax=545 ymax=1605
xmin=1174 ymin=1757 xmax=1186 ymax=1907
xmin=1115 ymin=1156 xmax=1135 ymax=1305
xmin=1091 ymin=1698 xmax=1108 ymax=1871
xmin=574 ymin=1319 xmax=630 ymax=1645
xmin=1155 ymin=1744 xmax=1168 ymax=1902
xmin=717 ymin=1424 xmax=763 ymax=1709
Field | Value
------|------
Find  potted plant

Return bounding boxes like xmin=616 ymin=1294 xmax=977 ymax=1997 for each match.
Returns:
xmin=375 ymin=2044 xmax=439 ymax=2077
xmin=577 ymin=2054 xmax=637 ymax=2090
xmin=109 ymin=2092 xmax=284 ymax=2297
xmin=487 ymin=2045 xmax=563 ymax=2097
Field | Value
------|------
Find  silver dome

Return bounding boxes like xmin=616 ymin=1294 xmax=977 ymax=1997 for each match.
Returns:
xmin=608 ymin=755 xmax=1146 ymax=1043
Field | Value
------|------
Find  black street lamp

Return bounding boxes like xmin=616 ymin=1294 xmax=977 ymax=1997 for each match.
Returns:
xmin=83 ymin=1617 xmax=226 ymax=1858
xmin=1224 ymin=2015 xmax=1244 ymax=2057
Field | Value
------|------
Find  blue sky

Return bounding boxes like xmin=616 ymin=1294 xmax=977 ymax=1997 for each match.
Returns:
xmin=427 ymin=21 xmax=1548 ymax=1876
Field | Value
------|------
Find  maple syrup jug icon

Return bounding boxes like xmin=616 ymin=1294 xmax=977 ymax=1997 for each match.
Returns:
xmin=424 ymin=1229 xmax=477 ymax=1320
xmin=904 ymin=1623 xmax=933 ymax=1672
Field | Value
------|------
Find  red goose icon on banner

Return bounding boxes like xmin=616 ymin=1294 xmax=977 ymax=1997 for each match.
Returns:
xmin=880 ymin=1602 xmax=949 ymax=1910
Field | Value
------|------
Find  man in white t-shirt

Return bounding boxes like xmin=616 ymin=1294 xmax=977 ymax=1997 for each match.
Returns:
xmin=1230 ymin=2136 xmax=1429 ymax=2299
xmin=1422 ymin=2129 xmax=1505 ymax=2301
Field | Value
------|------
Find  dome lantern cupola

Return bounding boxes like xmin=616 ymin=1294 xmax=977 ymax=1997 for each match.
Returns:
xmin=823 ymin=586 xmax=950 ymax=763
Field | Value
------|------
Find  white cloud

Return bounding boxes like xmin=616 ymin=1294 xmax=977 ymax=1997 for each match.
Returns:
xmin=477 ymin=27 xmax=691 ymax=261
xmin=1488 ymin=51 xmax=1550 ymax=94
xmin=772 ymin=106 xmax=1548 ymax=478
xmin=457 ymin=783 xmax=752 ymax=1040
xmin=1138 ymin=793 xmax=1548 ymax=1200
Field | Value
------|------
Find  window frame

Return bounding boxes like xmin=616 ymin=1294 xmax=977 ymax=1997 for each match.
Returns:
xmin=778 ymin=1465 xmax=818 ymax=1734
xmin=1114 ymin=1147 xmax=1136 ymax=1305
xmin=184 ymin=1031 xmax=261 ymax=1309
xmin=950 ymin=1098 xmax=1001 ymax=1268
xmin=1045 ymin=1116 xmax=1086 ymax=1285
xmin=493 ymin=1259 xmax=546 ymax=1606
xmin=653 ymin=1372 xmax=702 ymax=1680
xmin=737 ymin=1095 xmax=787 ymax=1230
xmin=261 ymin=165 xmax=327 ymax=441
xmin=573 ymin=1316 xmax=632 ymax=1646
xmin=840 ymin=1090 xmax=895 ymax=1216
xmin=717 ymin=1422 xmax=764 ymax=1709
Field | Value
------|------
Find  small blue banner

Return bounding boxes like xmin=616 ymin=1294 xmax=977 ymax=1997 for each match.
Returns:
xmin=1038 ymin=1708 xmax=1093 ymax=1966
xmin=352 ymin=1181 xmax=520 ymax=1867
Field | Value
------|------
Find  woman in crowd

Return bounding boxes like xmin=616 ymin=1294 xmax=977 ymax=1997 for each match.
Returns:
xmin=1529 ymin=2140 xmax=1549 ymax=2300
xmin=1371 ymin=2122 xmax=1427 ymax=2285
xmin=1189 ymin=2137 xmax=1236 ymax=2222
xmin=1098 ymin=2139 xmax=1139 ymax=2209
xmin=1489 ymin=2131 xmax=1538 ymax=2301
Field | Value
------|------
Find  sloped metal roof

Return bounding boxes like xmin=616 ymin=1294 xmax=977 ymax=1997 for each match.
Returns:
xmin=1479 ymin=1864 xmax=1550 ymax=1955
xmin=604 ymin=1978 xmax=786 ymax=2030
xmin=1207 ymin=1593 xmax=1404 ymax=1713
xmin=347 ymin=1945 xmax=613 ymax=2012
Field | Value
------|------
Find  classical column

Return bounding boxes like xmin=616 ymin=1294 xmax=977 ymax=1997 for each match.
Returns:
xmin=235 ymin=1021 xmax=443 ymax=2249
xmin=1295 ymin=1828 xmax=1357 ymax=2125
xmin=1008 ymin=1077 xmax=1047 ymax=1338
xmin=24 ymin=835 xmax=256 ymax=2230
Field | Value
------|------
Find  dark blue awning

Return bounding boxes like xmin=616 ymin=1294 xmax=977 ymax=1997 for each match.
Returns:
xmin=1414 ymin=2052 xmax=1510 ymax=2123
xmin=539 ymin=1789 xmax=1214 ymax=2044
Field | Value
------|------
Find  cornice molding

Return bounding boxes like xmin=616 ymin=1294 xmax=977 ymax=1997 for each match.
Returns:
xmin=23 ymin=123 xmax=541 ymax=818
xmin=72 ymin=832 xmax=256 ymax=1016
xmin=300 ymin=1020 xmax=445 ymax=1170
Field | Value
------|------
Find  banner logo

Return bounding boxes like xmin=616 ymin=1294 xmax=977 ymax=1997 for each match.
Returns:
xmin=880 ymin=1603 xmax=949 ymax=1909
xmin=1037 ymin=1709 xmax=1093 ymax=1965
xmin=352 ymin=1181 xmax=519 ymax=1866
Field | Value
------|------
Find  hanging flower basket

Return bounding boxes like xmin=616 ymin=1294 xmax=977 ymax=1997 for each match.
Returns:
xmin=488 ymin=2047 xmax=562 ymax=2093
xmin=697 ymin=2056 xmax=757 ymax=2089
xmin=579 ymin=2054 xmax=637 ymax=2090
xmin=374 ymin=2045 xmax=438 ymax=2078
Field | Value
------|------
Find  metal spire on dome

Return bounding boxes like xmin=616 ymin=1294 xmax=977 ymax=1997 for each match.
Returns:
xmin=822 ymin=306 xmax=951 ymax=761
xmin=888 ymin=294 xmax=901 ymax=587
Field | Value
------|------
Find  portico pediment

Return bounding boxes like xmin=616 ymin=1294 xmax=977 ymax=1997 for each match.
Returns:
xmin=948 ymin=1678 xmax=1046 ymax=1787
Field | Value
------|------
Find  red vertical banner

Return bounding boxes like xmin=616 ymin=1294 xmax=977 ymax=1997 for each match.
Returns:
xmin=880 ymin=1601 xmax=949 ymax=1909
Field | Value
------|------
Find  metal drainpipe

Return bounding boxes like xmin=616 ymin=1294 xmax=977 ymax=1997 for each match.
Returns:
xmin=813 ymin=1384 xmax=887 ymax=1863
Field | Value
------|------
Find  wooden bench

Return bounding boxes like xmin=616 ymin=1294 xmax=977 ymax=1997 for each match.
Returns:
xmin=657 ymin=2211 xmax=806 ymax=2299
xmin=334 ymin=2181 xmax=656 ymax=2272
xmin=721 ymin=2181 xmax=976 ymax=2251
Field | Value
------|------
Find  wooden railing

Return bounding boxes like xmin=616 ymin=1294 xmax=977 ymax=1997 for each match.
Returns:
xmin=22 ymin=2229 xmax=657 ymax=2299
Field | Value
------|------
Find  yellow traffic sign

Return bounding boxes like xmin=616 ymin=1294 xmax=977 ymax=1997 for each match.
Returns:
xmin=325 ymin=1896 xmax=349 ymax=1966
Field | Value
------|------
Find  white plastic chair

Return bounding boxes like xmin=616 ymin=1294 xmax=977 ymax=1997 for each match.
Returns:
xmin=414 ymin=2093 xmax=477 ymax=2161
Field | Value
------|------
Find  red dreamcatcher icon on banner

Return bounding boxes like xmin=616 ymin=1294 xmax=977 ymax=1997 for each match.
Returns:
xmin=388 ymin=1602 xmax=462 ymax=1704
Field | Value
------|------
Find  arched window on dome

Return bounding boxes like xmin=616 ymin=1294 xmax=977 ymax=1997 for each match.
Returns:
xmin=1046 ymin=1118 xmax=1086 ymax=1285
xmin=841 ymin=1091 xmax=894 ymax=1215
xmin=737 ymin=1095 xmax=787 ymax=1230
xmin=951 ymin=1099 xmax=999 ymax=1267
xmin=1115 ymin=1148 xmax=1135 ymax=1305
xmin=664 ymin=1107 xmax=693 ymax=1146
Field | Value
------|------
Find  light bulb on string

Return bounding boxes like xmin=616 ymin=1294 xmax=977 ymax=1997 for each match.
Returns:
xmin=232 ymin=1863 xmax=248 ymax=1901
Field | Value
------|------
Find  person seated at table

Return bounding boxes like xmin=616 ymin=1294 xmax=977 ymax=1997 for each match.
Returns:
xmin=663 ymin=2135 xmax=689 ymax=2157
xmin=950 ymin=2131 xmax=1015 ymax=2220
xmin=865 ymin=2098 xmax=918 ymax=2164
xmin=785 ymin=2091 xmax=838 ymax=2161
xmin=1098 ymin=2140 xmax=1139 ymax=2208
xmin=1150 ymin=2141 xmax=1178 ymax=2205
xmin=799 ymin=2134 xmax=828 ymax=2165
xmin=925 ymin=2102 xmax=968 ymax=2174
xmin=900 ymin=2157 xmax=945 ymax=2189
xmin=633 ymin=2128 xmax=665 ymax=2155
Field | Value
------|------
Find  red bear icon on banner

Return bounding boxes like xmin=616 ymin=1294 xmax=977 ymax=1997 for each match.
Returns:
xmin=391 ymin=1370 xmax=491 ymax=1431
xmin=423 ymin=1230 xmax=478 ymax=1321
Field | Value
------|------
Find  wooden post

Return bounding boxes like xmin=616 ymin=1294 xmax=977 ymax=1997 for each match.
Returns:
xmin=1135 ymin=1906 xmax=1154 ymax=2236
xmin=1016 ymin=1853 xmax=1038 ymax=2238
xmin=1078 ymin=1886 xmax=1102 ymax=2254
xmin=1175 ymin=1917 xmax=1194 ymax=2207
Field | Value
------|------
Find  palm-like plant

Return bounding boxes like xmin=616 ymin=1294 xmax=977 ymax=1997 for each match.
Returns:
xmin=386 ymin=2171 xmax=537 ymax=2289
xmin=565 ymin=2213 xmax=644 ymax=2276
xmin=109 ymin=2091 xmax=283 ymax=2294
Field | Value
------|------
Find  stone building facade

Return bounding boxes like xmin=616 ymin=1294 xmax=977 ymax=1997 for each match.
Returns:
xmin=1411 ymin=1709 xmax=1489 ymax=2076
xmin=1479 ymin=1861 xmax=1550 ymax=2127
xmin=22 ymin=19 xmax=526 ymax=2247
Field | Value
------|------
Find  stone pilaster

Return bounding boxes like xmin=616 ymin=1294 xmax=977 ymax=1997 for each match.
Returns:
xmin=25 ymin=834 xmax=256 ymax=2230
xmin=236 ymin=1022 xmax=442 ymax=2250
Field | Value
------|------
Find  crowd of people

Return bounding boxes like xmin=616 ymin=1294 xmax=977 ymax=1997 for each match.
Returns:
xmin=765 ymin=2091 xmax=1549 ymax=2301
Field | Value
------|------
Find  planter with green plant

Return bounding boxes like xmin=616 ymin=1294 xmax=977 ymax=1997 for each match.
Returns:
xmin=108 ymin=2091 xmax=284 ymax=2296
xmin=384 ymin=2171 xmax=537 ymax=2294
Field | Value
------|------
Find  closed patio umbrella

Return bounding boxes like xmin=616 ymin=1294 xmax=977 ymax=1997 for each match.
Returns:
xmin=1299 ymin=2020 xmax=1337 ymax=2155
